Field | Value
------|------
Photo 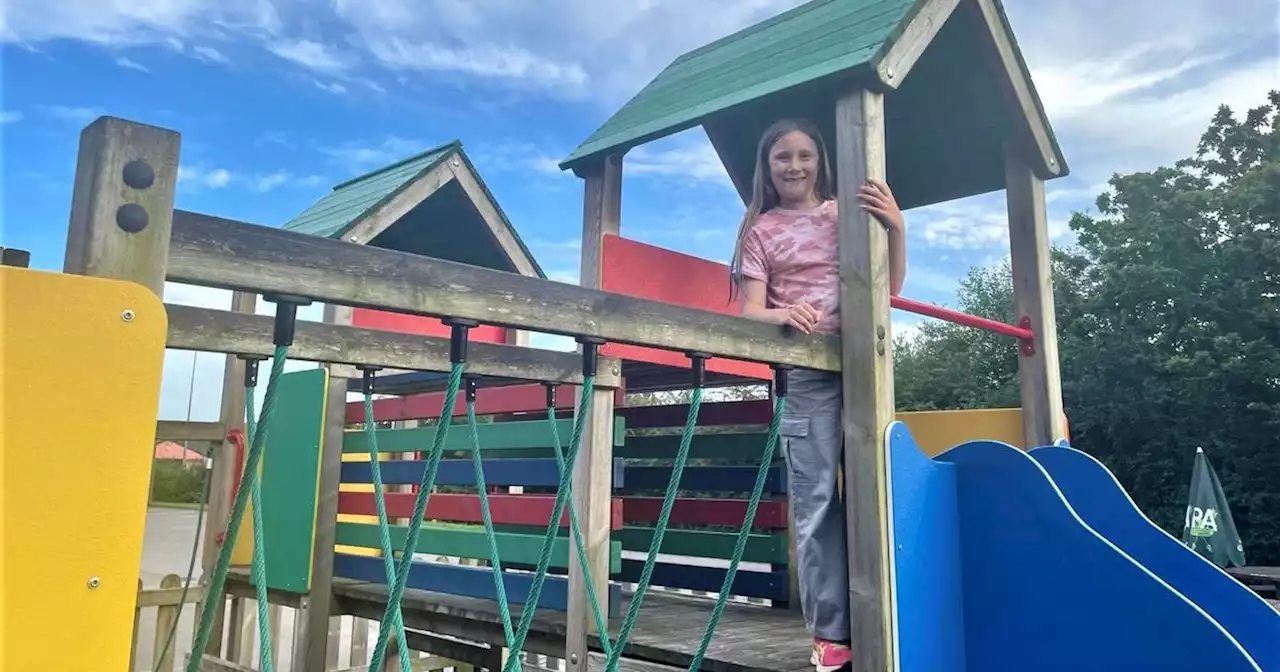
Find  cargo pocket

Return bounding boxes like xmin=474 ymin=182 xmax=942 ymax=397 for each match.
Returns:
xmin=778 ymin=413 xmax=810 ymax=466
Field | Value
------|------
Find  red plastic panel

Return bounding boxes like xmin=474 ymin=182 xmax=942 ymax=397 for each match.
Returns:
xmin=352 ymin=307 xmax=507 ymax=343
xmin=598 ymin=234 xmax=772 ymax=380
xmin=347 ymin=382 xmax=577 ymax=423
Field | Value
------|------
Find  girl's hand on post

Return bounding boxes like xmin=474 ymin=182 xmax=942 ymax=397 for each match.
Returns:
xmin=778 ymin=301 xmax=822 ymax=334
xmin=857 ymin=179 xmax=905 ymax=235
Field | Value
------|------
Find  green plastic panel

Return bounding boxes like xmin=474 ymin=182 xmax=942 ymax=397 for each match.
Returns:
xmin=259 ymin=367 xmax=330 ymax=594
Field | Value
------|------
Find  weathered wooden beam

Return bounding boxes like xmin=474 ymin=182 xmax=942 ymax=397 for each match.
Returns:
xmin=450 ymin=155 xmax=541 ymax=279
xmin=164 ymin=303 xmax=622 ymax=389
xmin=166 ymin=209 xmax=840 ymax=372
xmin=970 ymin=0 xmax=1062 ymax=178
xmin=567 ymin=154 xmax=624 ymax=672
xmin=340 ymin=159 xmax=454 ymax=246
xmin=874 ymin=0 xmax=962 ymax=88
xmin=834 ymin=88 xmax=895 ymax=672
xmin=1004 ymin=143 xmax=1066 ymax=447
xmin=154 ymin=420 xmax=226 ymax=442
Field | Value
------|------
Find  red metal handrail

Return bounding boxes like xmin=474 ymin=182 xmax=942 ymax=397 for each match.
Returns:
xmin=891 ymin=295 xmax=1035 ymax=345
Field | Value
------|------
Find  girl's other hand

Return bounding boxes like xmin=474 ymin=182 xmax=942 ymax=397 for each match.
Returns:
xmin=779 ymin=301 xmax=822 ymax=333
xmin=857 ymin=179 xmax=905 ymax=235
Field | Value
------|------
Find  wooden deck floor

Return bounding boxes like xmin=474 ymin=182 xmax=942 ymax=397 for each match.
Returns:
xmin=330 ymin=580 xmax=813 ymax=672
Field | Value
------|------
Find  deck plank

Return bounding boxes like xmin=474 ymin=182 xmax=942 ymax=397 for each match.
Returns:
xmin=329 ymin=579 xmax=812 ymax=672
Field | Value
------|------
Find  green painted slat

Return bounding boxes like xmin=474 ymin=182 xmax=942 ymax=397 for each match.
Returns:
xmin=260 ymin=368 xmax=330 ymax=593
xmin=619 ymin=432 xmax=775 ymax=462
xmin=336 ymin=522 xmax=623 ymax=573
xmin=344 ymin=417 xmax=626 ymax=454
xmin=561 ymin=0 xmax=916 ymax=168
xmin=616 ymin=526 xmax=789 ymax=565
xmin=282 ymin=142 xmax=457 ymax=239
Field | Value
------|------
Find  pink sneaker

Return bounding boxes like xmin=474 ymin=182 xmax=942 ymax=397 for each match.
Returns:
xmin=810 ymin=639 xmax=852 ymax=672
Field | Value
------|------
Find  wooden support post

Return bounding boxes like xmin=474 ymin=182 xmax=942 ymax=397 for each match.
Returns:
xmin=566 ymin=154 xmax=622 ymax=672
xmin=197 ymin=291 xmax=257 ymax=657
xmin=834 ymin=89 xmax=895 ymax=672
xmin=59 ymin=115 xmax=190 ymax=660
xmin=297 ymin=304 xmax=353 ymax=671
xmin=1004 ymin=144 xmax=1066 ymax=447
xmin=63 ymin=116 xmax=181 ymax=291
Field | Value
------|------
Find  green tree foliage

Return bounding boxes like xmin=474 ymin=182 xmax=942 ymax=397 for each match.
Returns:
xmin=894 ymin=91 xmax=1279 ymax=564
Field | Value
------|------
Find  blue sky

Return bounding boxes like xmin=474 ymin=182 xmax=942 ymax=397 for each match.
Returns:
xmin=2 ymin=0 xmax=1275 ymax=420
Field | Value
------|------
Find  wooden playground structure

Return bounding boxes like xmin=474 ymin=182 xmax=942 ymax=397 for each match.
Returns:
xmin=6 ymin=1 xmax=1278 ymax=672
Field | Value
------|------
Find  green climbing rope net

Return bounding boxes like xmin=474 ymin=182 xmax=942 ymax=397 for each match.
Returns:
xmin=244 ymin=390 xmax=275 ymax=671
xmin=187 ymin=344 xmax=291 ymax=672
xmin=361 ymin=380 xmax=413 ymax=670
xmin=186 ymin=332 xmax=785 ymax=672
xmin=368 ymin=362 xmax=466 ymax=670
xmin=360 ymin=353 xmax=786 ymax=672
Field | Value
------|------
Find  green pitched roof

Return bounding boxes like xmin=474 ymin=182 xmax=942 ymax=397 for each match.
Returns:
xmin=280 ymin=141 xmax=547 ymax=279
xmin=560 ymin=0 xmax=915 ymax=170
xmin=283 ymin=141 xmax=459 ymax=239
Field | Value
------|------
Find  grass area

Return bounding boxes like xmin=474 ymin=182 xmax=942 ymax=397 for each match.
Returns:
xmin=150 ymin=501 xmax=205 ymax=510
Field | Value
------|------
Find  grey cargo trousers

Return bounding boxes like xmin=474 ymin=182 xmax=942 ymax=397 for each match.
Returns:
xmin=778 ymin=368 xmax=850 ymax=642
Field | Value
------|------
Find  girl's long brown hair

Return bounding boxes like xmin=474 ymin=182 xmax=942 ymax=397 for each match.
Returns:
xmin=727 ymin=118 xmax=834 ymax=302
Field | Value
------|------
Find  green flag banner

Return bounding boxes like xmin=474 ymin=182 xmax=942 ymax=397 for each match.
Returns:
xmin=1181 ymin=447 xmax=1246 ymax=568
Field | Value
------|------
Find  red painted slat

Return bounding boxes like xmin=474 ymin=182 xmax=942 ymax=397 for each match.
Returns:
xmin=599 ymin=234 xmax=772 ymax=380
xmin=338 ymin=492 xmax=624 ymax=530
xmin=621 ymin=399 xmax=774 ymax=428
xmin=621 ymin=497 xmax=789 ymax=529
xmin=348 ymin=383 xmax=572 ymax=423
xmin=352 ymin=307 xmax=508 ymax=343
xmin=348 ymin=383 xmax=625 ymax=423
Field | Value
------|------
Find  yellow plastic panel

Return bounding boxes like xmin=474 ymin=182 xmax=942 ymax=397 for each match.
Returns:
xmin=1 ymin=267 xmax=167 ymax=671
xmin=896 ymin=408 xmax=1025 ymax=456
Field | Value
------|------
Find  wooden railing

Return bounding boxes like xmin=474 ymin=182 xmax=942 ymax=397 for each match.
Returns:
xmin=132 ymin=574 xmax=200 ymax=672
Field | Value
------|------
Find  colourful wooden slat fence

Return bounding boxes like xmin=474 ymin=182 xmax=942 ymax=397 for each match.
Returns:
xmin=333 ymin=397 xmax=628 ymax=615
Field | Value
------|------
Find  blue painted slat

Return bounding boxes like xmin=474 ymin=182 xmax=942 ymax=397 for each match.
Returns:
xmin=618 ymin=465 xmax=785 ymax=493
xmin=1030 ymin=445 xmax=1279 ymax=671
xmin=614 ymin=559 xmax=788 ymax=602
xmin=341 ymin=458 xmax=626 ymax=487
xmin=886 ymin=423 xmax=966 ymax=672
xmin=924 ymin=429 xmax=1263 ymax=672
xmin=333 ymin=553 xmax=622 ymax=617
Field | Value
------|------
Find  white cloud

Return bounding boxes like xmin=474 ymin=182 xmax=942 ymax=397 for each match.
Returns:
xmin=0 ymin=0 xmax=282 ymax=48
xmin=320 ymin=136 xmax=426 ymax=172
xmin=178 ymin=165 xmax=326 ymax=193
xmin=467 ymin=141 xmax=571 ymax=177
xmin=114 ymin=55 xmax=149 ymax=72
xmin=313 ymin=79 xmax=348 ymax=95
xmin=0 ymin=110 xmax=22 ymax=124
xmin=1 ymin=0 xmax=804 ymax=105
xmin=269 ymin=39 xmax=353 ymax=74
xmin=907 ymin=192 xmax=1075 ymax=251
xmin=624 ymin=131 xmax=733 ymax=189
xmin=359 ymin=37 xmax=588 ymax=92
xmin=40 ymin=105 xmax=105 ymax=124
xmin=193 ymin=45 xmax=229 ymax=64
xmin=179 ymin=166 xmax=234 ymax=190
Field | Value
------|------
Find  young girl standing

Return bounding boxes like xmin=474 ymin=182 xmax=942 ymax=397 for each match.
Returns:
xmin=729 ymin=118 xmax=907 ymax=671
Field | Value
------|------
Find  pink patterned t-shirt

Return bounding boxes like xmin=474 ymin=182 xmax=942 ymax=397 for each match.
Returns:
xmin=738 ymin=199 xmax=841 ymax=333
